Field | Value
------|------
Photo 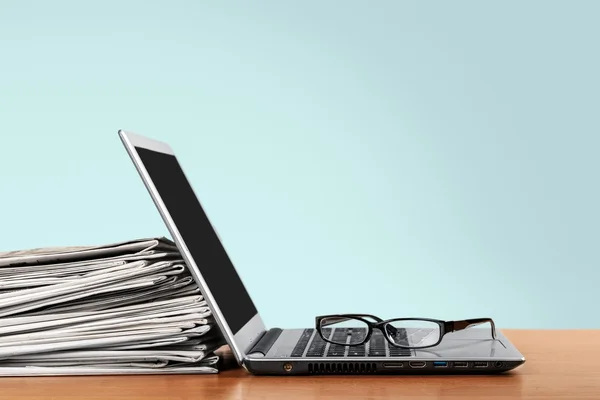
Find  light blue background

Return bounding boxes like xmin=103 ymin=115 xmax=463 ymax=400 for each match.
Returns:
xmin=1 ymin=1 xmax=598 ymax=329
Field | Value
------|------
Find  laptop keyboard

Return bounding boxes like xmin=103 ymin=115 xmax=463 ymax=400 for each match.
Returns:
xmin=291 ymin=328 xmax=412 ymax=358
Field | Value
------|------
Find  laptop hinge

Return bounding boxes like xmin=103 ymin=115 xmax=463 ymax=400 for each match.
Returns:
xmin=247 ymin=328 xmax=283 ymax=357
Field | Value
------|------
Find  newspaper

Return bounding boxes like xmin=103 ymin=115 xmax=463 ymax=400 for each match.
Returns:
xmin=0 ymin=237 xmax=224 ymax=375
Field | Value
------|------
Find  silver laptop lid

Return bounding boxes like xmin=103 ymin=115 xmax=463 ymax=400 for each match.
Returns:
xmin=119 ymin=130 xmax=266 ymax=364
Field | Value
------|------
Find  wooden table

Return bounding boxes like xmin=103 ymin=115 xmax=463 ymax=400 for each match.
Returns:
xmin=0 ymin=330 xmax=598 ymax=399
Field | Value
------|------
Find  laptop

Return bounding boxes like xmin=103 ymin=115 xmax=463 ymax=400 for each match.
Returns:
xmin=118 ymin=130 xmax=525 ymax=375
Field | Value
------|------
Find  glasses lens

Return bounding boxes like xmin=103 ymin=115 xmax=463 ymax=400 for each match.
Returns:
xmin=319 ymin=316 xmax=369 ymax=345
xmin=385 ymin=320 xmax=441 ymax=348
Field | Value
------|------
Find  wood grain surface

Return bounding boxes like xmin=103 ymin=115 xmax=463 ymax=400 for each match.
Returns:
xmin=0 ymin=330 xmax=598 ymax=400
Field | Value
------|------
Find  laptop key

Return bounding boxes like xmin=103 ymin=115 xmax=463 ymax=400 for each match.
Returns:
xmin=306 ymin=347 xmax=326 ymax=357
xmin=388 ymin=342 xmax=412 ymax=357
xmin=348 ymin=346 xmax=366 ymax=357
xmin=291 ymin=347 xmax=306 ymax=357
xmin=291 ymin=329 xmax=314 ymax=357
xmin=368 ymin=332 xmax=388 ymax=356
xmin=306 ymin=345 xmax=327 ymax=357
xmin=326 ymin=343 xmax=347 ymax=357
xmin=304 ymin=330 xmax=329 ymax=357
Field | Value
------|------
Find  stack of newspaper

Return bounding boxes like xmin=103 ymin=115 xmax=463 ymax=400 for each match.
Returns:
xmin=0 ymin=237 xmax=223 ymax=376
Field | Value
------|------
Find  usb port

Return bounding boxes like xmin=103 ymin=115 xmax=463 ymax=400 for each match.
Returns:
xmin=453 ymin=361 xmax=468 ymax=368
xmin=433 ymin=361 xmax=448 ymax=368
xmin=473 ymin=362 xmax=488 ymax=368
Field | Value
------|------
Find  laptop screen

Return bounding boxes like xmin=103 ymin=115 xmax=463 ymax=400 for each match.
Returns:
xmin=135 ymin=146 xmax=258 ymax=334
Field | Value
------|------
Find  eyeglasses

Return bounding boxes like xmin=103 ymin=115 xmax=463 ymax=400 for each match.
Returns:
xmin=316 ymin=314 xmax=496 ymax=349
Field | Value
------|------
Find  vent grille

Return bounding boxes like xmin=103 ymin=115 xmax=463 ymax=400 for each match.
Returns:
xmin=307 ymin=362 xmax=377 ymax=374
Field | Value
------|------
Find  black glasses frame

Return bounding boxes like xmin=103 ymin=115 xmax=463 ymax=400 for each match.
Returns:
xmin=315 ymin=314 xmax=496 ymax=349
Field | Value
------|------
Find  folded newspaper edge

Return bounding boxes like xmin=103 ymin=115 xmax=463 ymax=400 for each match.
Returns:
xmin=0 ymin=237 xmax=224 ymax=376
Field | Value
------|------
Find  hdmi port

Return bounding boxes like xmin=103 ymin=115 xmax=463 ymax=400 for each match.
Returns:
xmin=409 ymin=361 xmax=426 ymax=368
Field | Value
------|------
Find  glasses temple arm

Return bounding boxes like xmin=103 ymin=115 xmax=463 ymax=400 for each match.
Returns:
xmin=446 ymin=318 xmax=497 ymax=339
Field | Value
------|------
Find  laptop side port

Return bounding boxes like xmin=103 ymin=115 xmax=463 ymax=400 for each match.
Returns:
xmin=382 ymin=362 xmax=404 ymax=369
xmin=453 ymin=361 xmax=468 ymax=368
xmin=473 ymin=361 xmax=488 ymax=368
xmin=408 ymin=361 xmax=426 ymax=368
xmin=433 ymin=361 xmax=448 ymax=368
